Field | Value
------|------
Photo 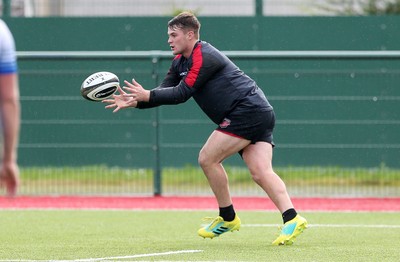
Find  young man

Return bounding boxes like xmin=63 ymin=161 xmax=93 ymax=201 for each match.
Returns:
xmin=103 ymin=12 xmax=307 ymax=245
xmin=0 ymin=19 xmax=21 ymax=197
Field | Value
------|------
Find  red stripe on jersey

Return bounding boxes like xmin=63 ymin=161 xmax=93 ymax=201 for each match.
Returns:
xmin=173 ymin=54 xmax=182 ymax=60
xmin=184 ymin=43 xmax=203 ymax=88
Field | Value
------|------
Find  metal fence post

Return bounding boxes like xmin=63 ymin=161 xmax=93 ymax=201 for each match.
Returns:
xmin=2 ymin=0 xmax=12 ymax=17
xmin=255 ymin=0 xmax=263 ymax=17
xmin=151 ymin=56 xmax=162 ymax=196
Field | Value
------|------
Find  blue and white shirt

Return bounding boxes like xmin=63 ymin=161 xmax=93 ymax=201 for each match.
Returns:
xmin=0 ymin=19 xmax=17 ymax=74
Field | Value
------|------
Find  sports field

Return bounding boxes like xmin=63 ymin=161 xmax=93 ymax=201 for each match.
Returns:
xmin=1 ymin=197 xmax=399 ymax=261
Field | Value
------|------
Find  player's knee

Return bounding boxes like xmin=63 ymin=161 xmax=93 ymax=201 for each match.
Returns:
xmin=198 ymin=149 xmax=208 ymax=169
xmin=250 ymin=172 xmax=263 ymax=185
xmin=250 ymin=168 xmax=274 ymax=184
xmin=198 ymin=148 xmax=213 ymax=169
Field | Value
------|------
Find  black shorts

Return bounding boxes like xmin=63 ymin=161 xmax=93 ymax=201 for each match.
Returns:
xmin=216 ymin=107 xmax=275 ymax=146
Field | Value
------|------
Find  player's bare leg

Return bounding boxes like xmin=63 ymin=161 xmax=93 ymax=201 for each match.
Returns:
xmin=241 ymin=142 xmax=294 ymax=212
xmin=198 ymin=131 xmax=250 ymax=207
xmin=242 ymin=142 xmax=307 ymax=245
xmin=197 ymin=131 xmax=249 ymax=238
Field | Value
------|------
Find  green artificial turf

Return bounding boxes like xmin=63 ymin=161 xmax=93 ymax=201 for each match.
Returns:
xmin=0 ymin=210 xmax=399 ymax=261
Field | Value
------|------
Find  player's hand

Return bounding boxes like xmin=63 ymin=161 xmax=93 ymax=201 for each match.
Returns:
xmin=122 ymin=79 xmax=150 ymax=102
xmin=102 ymin=85 xmax=137 ymax=113
xmin=0 ymin=160 xmax=19 ymax=197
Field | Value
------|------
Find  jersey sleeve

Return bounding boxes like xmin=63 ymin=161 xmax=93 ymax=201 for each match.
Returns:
xmin=159 ymin=63 xmax=181 ymax=88
xmin=0 ymin=20 xmax=18 ymax=74
xmin=137 ymin=43 xmax=224 ymax=109
xmin=136 ymin=57 xmax=183 ymax=109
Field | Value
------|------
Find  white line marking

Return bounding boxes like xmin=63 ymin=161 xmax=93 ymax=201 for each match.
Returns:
xmin=75 ymin=249 xmax=203 ymax=261
xmin=0 ymin=250 xmax=203 ymax=262
xmin=242 ymin=224 xmax=400 ymax=228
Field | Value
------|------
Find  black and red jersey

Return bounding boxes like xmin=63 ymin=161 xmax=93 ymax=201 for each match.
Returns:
xmin=137 ymin=41 xmax=272 ymax=124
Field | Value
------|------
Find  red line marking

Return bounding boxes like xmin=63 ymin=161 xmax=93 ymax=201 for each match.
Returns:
xmin=1 ymin=196 xmax=399 ymax=211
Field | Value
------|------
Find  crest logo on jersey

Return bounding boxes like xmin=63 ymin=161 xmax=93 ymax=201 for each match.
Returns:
xmin=219 ymin=118 xmax=231 ymax=129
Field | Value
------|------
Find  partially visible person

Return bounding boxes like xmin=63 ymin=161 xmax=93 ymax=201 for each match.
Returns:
xmin=103 ymin=12 xmax=307 ymax=245
xmin=0 ymin=19 xmax=21 ymax=197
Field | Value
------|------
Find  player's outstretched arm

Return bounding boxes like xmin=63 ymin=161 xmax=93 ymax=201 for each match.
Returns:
xmin=0 ymin=73 xmax=20 ymax=197
xmin=102 ymin=85 xmax=137 ymax=113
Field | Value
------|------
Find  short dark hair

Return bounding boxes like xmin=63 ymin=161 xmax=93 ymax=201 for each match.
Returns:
xmin=168 ymin=11 xmax=201 ymax=37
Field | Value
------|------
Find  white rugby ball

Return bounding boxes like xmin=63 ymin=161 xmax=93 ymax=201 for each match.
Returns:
xmin=81 ymin=71 xmax=119 ymax=101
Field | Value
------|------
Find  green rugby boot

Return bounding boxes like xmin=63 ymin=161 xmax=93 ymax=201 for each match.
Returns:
xmin=272 ymin=215 xmax=307 ymax=245
xmin=198 ymin=215 xmax=241 ymax=239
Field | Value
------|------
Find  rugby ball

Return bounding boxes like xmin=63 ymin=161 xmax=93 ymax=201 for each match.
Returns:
xmin=81 ymin=71 xmax=119 ymax=101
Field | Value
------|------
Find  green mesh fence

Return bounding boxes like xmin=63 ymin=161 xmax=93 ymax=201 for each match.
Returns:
xmin=10 ymin=50 xmax=400 ymax=197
